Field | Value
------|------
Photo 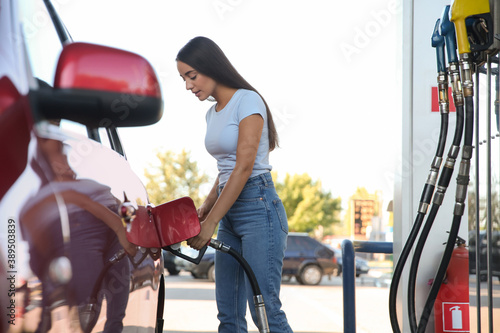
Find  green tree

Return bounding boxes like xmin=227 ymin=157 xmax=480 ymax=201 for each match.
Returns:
xmin=144 ymin=149 xmax=209 ymax=207
xmin=272 ymin=172 xmax=341 ymax=233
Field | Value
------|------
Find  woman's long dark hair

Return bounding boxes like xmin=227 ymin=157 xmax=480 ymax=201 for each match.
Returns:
xmin=176 ymin=36 xmax=279 ymax=151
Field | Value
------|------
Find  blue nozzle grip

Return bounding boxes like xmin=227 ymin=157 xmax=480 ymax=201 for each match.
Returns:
xmin=439 ymin=5 xmax=458 ymax=64
xmin=432 ymin=19 xmax=446 ymax=73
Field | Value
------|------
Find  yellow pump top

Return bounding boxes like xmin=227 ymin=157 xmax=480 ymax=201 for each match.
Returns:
xmin=450 ymin=0 xmax=491 ymax=54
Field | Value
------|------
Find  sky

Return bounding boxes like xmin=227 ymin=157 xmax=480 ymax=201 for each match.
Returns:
xmin=20 ymin=0 xmax=400 ymax=210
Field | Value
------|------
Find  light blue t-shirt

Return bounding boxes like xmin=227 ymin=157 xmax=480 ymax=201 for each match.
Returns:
xmin=205 ymin=89 xmax=271 ymax=185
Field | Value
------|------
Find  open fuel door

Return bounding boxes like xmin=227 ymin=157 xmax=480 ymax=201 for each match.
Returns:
xmin=125 ymin=197 xmax=207 ymax=263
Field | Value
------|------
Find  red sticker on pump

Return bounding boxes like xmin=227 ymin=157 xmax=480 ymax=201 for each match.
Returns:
xmin=431 ymin=87 xmax=456 ymax=112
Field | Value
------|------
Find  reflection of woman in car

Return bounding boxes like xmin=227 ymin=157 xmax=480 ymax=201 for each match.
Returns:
xmin=20 ymin=134 xmax=136 ymax=332
xmin=177 ymin=36 xmax=292 ymax=332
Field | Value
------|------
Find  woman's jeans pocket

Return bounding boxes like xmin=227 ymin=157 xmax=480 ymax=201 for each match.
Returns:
xmin=272 ymin=198 xmax=288 ymax=234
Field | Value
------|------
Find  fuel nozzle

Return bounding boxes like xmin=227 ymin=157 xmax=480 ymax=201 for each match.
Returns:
xmin=440 ymin=6 xmax=464 ymax=108
xmin=440 ymin=6 xmax=458 ymax=64
xmin=432 ymin=19 xmax=446 ymax=74
xmin=432 ymin=19 xmax=449 ymax=115
xmin=450 ymin=0 xmax=492 ymax=55
xmin=208 ymin=238 xmax=230 ymax=252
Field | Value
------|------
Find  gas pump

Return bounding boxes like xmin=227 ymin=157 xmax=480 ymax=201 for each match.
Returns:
xmin=407 ymin=9 xmax=462 ymax=331
xmin=388 ymin=13 xmax=453 ymax=333
xmin=417 ymin=1 xmax=492 ymax=332
xmin=389 ymin=6 xmax=459 ymax=333
xmin=391 ymin=0 xmax=494 ymax=332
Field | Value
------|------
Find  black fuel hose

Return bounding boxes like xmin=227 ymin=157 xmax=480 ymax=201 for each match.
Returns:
xmin=227 ymin=248 xmax=261 ymax=295
xmin=449 ymin=103 xmax=466 ymax=148
xmin=416 ymin=86 xmax=474 ymax=333
xmin=389 ymin=87 xmax=453 ymax=333
xmin=389 ymin=19 xmax=454 ymax=332
xmin=406 ymin=102 xmax=464 ymax=332
xmin=464 ymin=96 xmax=474 ymax=147
xmin=389 ymin=111 xmax=452 ymax=333
xmin=389 ymin=100 xmax=458 ymax=332
xmin=416 ymin=216 xmax=461 ymax=332
xmin=406 ymin=205 xmax=439 ymax=331
xmin=389 ymin=213 xmax=424 ymax=333
xmin=208 ymin=239 xmax=270 ymax=333
xmin=208 ymin=239 xmax=260 ymax=295
xmin=437 ymin=113 xmax=450 ymax=157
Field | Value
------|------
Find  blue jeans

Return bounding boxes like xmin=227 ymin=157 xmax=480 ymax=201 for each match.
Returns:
xmin=215 ymin=172 xmax=293 ymax=333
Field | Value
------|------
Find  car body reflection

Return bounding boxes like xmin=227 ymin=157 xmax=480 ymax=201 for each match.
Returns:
xmin=6 ymin=124 xmax=162 ymax=332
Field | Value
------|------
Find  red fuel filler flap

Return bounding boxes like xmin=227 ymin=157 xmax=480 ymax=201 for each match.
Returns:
xmin=125 ymin=197 xmax=207 ymax=264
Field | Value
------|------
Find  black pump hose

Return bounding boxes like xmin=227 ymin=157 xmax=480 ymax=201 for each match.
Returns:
xmin=227 ymin=248 xmax=261 ymax=295
xmin=416 ymin=93 xmax=474 ymax=333
xmin=406 ymin=102 xmax=464 ymax=332
xmin=428 ymin=113 xmax=450 ymax=203
xmin=407 ymin=103 xmax=464 ymax=330
xmin=208 ymin=240 xmax=261 ymax=295
xmin=389 ymin=106 xmax=463 ymax=332
xmin=406 ymin=205 xmax=439 ymax=331
xmin=416 ymin=216 xmax=462 ymax=332
xmin=208 ymin=239 xmax=270 ymax=333
xmin=389 ymin=111 xmax=451 ymax=333
xmin=437 ymin=113 xmax=450 ymax=157
xmin=390 ymin=105 xmax=455 ymax=333
xmin=389 ymin=213 xmax=425 ymax=333
xmin=464 ymin=96 xmax=474 ymax=147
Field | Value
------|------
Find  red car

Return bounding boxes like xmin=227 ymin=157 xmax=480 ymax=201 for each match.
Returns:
xmin=0 ymin=1 xmax=199 ymax=332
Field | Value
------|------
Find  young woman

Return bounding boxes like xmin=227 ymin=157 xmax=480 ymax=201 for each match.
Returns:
xmin=177 ymin=36 xmax=293 ymax=333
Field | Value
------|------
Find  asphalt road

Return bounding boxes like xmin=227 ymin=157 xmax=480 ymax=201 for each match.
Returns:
xmin=162 ymin=270 xmax=392 ymax=333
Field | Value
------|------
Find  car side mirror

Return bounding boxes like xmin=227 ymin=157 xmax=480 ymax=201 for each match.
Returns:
xmin=37 ymin=42 xmax=163 ymax=128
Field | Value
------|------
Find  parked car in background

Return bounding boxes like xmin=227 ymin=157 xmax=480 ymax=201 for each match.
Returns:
xmin=282 ymin=233 xmax=339 ymax=285
xmin=185 ymin=233 xmax=340 ymax=286
xmin=173 ymin=246 xmax=199 ymax=274
xmin=374 ymin=272 xmax=393 ymax=288
xmin=163 ymin=250 xmax=180 ymax=276
xmin=189 ymin=246 xmax=216 ymax=281
xmin=163 ymin=246 xmax=211 ymax=278
xmin=329 ymin=246 xmax=370 ymax=277
xmin=469 ymin=230 xmax=500 ymax=281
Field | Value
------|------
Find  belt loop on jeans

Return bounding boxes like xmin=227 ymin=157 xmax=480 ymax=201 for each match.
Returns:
xmin=260 ymin=173 xmax=268 ymax=187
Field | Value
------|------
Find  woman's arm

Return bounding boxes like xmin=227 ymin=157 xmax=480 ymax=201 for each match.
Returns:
xmin=59 ymin=191 xmax=137 ymax=256
xmin=22 ymin=190 xmax=137 ymax=255
xmin=187 ymin=114 xmax=264 ymax=250
xmin=197 ymin=176 xmax=219 ymax=221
